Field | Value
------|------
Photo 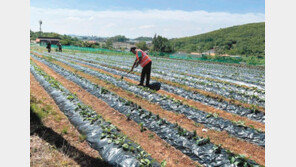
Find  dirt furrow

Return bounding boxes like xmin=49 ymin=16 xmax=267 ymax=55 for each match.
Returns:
xmin=75 ymin=61 xmax=264 ymax=132
xmin=49 ymin=51 xmax=265 ymax=120
xmin=31 ymin=57 xmax=199 ymax=167
xmin=32 ymin=56 xmax=265 ymax=166
xmin=102 ymin=63 xmax=265 ymax=113
xmin=30 ymin=74 xmax=107 ymax=166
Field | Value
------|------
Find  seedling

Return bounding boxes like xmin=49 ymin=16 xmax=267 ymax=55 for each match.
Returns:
xmin=148 ymin=133 xmax=154 ymax=139
xmin=234 ymin=120 xmax=246 ymax=127
xmin=196 ymin=137 xmax=210 ymax=146
xmin=206 ymin=112 xmax=218 ymax=118
xmin=156 ymin=114 xmax=160 ymax=120
xmin=129 ymin=146 xmax=135 ymax=153
xmin=194 ymin=122 xmax=200 ymax=127
xmin=139 ymin=109 xmax=145 ymax=115
xmin=229 ymin=154 xmax=252 ymax=167
xmin=160 ymin=160 xmax=167 ymax=167
xmin=157 ymin=119 xmax=164 ymax=126
xmin=79 ymin=134 xmax=87 ymax=142
xmin=174 ymin=122 xmax=179 ymax=127
xmin=61 ymin=127 xmax=68 ymax=134
xmin=139 ymin=122 xmax=146 ymax=132
xmin=125 ymin=100 xmax=132 ymax=106
xmin=213 ymin=144 xmax=222 ymax=153
xmin=126 ymin=113 xmax=131 ymax=121
xmin=193 ymin=130 xmax=197 ymax=138
xmin=122 ymin=143 xmax=129 ymax=150
xmin=140 ymin=158 xmax=151 ymax=166
xmin=100 ymin=87 xmax=109 ymax=94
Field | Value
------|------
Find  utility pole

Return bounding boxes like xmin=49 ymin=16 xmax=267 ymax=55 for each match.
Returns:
xmin=39 ymin=20 xmax=42 ymax=36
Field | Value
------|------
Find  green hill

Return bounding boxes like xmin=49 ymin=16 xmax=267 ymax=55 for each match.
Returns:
xmin=171 ymin=22 xmax=265 ymax=57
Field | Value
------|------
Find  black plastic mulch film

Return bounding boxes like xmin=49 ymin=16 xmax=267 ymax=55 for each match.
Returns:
xmin=58 ymin=52 xmax=265 ymax=107
xmin=34 ymin=53 xmax=265 ymax=147
xmin=51 ymin=52 xmax=265 ymax=124
xmin=31 ymin=53 xmax=261 ymax=167
xmin=68 ymin=51 xmax=265 ymax=87
xmin=30 ymin=62 xmax=159 ymax=167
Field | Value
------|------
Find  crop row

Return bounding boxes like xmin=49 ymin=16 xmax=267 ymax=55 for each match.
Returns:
xmin=31 ymin=56 xmax=262 ymax=167
xmin=31 ymin=54 xmax=265 ymax=147
xmin=30 ymin=61 xmax=160 ymax=167
xmin=62 ymin=53 xmax=265 ymax=107
xmin=98 ymin=53 xmax=265 ymax=91
xmin=70 ymin=52 xmax=265 ymax=87
xmin=43 ymin=52 xmax=265 ymax=124
xmin=60 ymin=52 xmax=265 ymax=92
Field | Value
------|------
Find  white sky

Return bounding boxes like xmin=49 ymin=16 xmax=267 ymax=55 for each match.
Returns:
xmin=30 ymin=7 xmax=265 ymax=38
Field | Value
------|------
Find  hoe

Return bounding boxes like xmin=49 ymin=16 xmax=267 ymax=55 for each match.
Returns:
xmin=120 ymin=71 xmax=161 ymax=91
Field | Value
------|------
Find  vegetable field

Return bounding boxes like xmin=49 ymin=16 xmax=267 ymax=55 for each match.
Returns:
xmin=30 ymin=46 xmax=265 ymax=167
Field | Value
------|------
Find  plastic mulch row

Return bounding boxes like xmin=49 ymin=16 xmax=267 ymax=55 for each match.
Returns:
xmin=31 ymin=56 xmax=260 ymax=167
xmin=32 ymin=54 xmax=265 ymax=147
xmin=30 ymin=63 xmax=159 ymax=167
xmin=51 ymin=52 xmax=265 ymax=123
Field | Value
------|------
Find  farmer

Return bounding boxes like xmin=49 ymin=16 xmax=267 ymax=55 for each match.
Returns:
xmin=46 ymin=41 xmax=51 ymax=53
xmin=129 ymin=47 xmax=152 ymax=86
xmin=57 ymin=42 xmax=62 ymax=52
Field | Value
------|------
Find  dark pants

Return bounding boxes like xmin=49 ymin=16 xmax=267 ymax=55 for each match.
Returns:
xmin=140 ymin=61 xmax=152 ymax=86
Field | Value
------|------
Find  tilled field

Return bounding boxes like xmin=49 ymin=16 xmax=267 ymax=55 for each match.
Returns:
xmin=30 ymin=48 xmax=265 ymax=167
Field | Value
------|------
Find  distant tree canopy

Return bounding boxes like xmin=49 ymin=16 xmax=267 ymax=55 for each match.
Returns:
xmin=134 ymin=36 xmax=153 ymax=41
xmin=152 ymin=34 xmax=174 ymax=53
xmin=170 ymin=22 xmax=265 ymax=57
xmin=135 ymin=41 xmax=148 ymax=51
xmin=104 ymin=39 xmax=113 ymax=49
xmin=108 ymin=35 xmax=128 ymax=42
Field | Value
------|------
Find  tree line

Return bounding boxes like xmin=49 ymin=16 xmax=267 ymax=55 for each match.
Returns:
xmin=170 ymin=22 xmax=265 ymax=57
xmin=31 ymin=22 xmax=265 ymax=57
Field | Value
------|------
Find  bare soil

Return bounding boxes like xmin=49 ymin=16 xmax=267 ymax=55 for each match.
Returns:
xmin=92 ymin=61 xmax=265 ymax=113
xmin=31 ymin=57 xmax=199 ymax=167
xmin=76 ymin=61 xmax=264 ymax=131
xmin=30 ymin=74 xmax=110 ymax=167
xmin=34 ymin=56 xmax=266 ymax=166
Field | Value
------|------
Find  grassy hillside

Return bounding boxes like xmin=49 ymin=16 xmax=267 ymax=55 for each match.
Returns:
xmin=171 ymin=22 xmax=265 ymax=57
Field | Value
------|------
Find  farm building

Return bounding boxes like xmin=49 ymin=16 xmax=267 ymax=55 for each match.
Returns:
xmin=36 ymin=37 xmax=61 ymax=45
xmin=86 ymin=40 xmax=98 ymax=44
xmin=112 ymin=42 xmax=134 ymax=50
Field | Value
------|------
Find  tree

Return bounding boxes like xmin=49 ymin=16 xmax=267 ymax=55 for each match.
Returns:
xmin=108 ymin=35 xmax=128 ymax=42
xmin=152 ymin=34 xmax=173 ymax=53
xmin=135 ymin=36 xmax=153 ymax=41
xmin=135 ymin=41 xmax=148 ymax=51
xmin=105 ymin=39 xmax=113 ymax=49
xmin=170 ymin=22 xmax=265 ymax=56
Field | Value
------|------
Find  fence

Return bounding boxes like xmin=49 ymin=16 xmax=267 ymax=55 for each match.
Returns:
xmin=39 ymin=44 xmax=132 ymax=55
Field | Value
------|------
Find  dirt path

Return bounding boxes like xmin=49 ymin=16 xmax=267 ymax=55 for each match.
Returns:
xmin=32 ymin=56 xmax=265 ymax=166
xmin=30 ymin=74 xmax=109 ymax=166
xmin=31 ymin=58 xmax=199 ymax=167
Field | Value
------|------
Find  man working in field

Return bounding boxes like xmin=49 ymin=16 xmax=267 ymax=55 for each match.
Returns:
xmin=128 ymin=47 xmax=152 ymax=87
xmin=46 ymin=41 xmax=51 ymax=53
